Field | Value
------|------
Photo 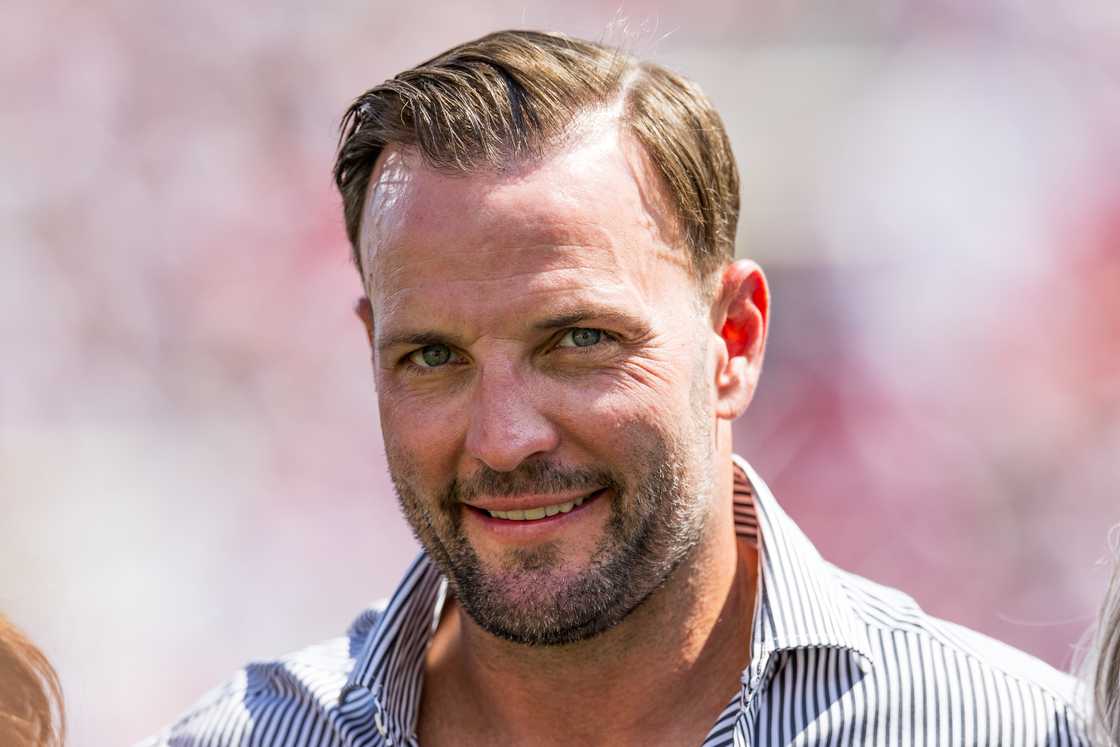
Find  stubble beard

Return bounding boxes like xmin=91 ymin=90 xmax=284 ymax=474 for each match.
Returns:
xmin=387 ymin=359 xmax=716 ymax=647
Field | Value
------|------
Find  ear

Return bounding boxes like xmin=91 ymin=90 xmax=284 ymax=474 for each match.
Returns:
xmin=711 ymin=259 xmax=770 ymax=420
xmin=355 ymin=296 xmax=375 ymax=348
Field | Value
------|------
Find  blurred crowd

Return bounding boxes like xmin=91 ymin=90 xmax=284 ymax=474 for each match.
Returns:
xmin=1 ymin=1 xmax=1117 ymax=743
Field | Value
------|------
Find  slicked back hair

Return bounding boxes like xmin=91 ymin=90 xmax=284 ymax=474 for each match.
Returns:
xmin=333 ymin=30 xmax=740 ymax=289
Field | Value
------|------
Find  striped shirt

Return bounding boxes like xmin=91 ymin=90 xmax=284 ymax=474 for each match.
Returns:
xmin=143 ymin=456 xmax=1091 ymax=746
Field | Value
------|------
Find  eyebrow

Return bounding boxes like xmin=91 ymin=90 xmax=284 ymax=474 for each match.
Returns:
xmin=376 ymin=306 xmax=649 ymax=356
xmin=376 ymin=330 xmax=455 ymax=356
xmin=532 ymin=308 xmax=644 ymax=331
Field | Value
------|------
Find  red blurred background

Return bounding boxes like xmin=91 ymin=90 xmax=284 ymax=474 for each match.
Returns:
xmin=1 ymin=2 xmax=1117 ymax=743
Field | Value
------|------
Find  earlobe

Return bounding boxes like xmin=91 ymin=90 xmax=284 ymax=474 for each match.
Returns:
xmin=712 ymin=260 xmax=770 ymax=420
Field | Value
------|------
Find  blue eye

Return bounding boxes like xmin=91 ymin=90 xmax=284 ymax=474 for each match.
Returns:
xmin=410 ymin=344 xmax=452 ymax=368
xmin=561 ymin=328 xmax=603 ymax=348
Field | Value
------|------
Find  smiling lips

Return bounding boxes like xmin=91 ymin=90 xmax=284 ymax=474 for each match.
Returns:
xmin=484 ymin=495 xmax=589 ymax=521
xmin=467 ymin=489 xmax=604 ymax=522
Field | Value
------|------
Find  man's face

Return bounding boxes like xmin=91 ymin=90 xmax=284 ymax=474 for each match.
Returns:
xmin=360 ymin=122 xmax=724 ymax=645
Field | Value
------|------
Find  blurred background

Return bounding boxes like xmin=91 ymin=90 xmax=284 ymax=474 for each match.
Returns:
xmin=2 ymin=0 xmax=1118 ymax=743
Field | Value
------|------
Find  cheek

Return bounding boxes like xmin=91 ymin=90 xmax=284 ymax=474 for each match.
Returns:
xmin=574 ymin=352 xmax=711 ymax=459
xmin=547 ymin=375 xmax=689 ymax=458
xmin=578 ymin=355 xmax=699 ymax=420
xmin=378 ymin=388 xmax=464 ymax=484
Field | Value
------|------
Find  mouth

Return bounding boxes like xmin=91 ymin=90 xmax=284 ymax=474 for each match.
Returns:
xmin=466 ymin=488 xmax=607 ymax=524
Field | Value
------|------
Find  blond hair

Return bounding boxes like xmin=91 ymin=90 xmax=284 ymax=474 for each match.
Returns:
xmin=0 ymin=616 xmax=64 ymax=747
xmin=1091 ymin=545 xmax=1120 ymax=745
xmin=333 ymin=30 xmax=740 ymax=285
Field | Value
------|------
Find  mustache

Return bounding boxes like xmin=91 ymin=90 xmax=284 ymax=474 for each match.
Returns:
xmin=446 ymin=461 xmax=621 ymax=505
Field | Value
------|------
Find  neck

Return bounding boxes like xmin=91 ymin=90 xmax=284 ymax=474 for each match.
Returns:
xmin=420 ymin=456 xmax=757 ymax=746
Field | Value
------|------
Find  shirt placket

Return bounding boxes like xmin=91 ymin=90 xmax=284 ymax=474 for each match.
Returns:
xmin=735 ymin=645 xmax=781 ymax=747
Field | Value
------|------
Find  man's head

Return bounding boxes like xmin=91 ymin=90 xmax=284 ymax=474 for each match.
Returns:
xmin=335 ymin=30 xmax=769 ymax=646
xmin=335 ymin=30 xmax=740 ymax=292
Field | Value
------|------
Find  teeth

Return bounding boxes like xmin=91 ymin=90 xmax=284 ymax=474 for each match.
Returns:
xmin=487 ymin=497 xmax=584 ymax=521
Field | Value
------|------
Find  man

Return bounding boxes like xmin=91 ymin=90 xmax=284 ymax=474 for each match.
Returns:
xmin=146 ymin=30 xmax=1090 ymax=746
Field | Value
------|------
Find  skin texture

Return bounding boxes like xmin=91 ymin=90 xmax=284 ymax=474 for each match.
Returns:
xmin=357 ymin=118 xmax=770 ymax=746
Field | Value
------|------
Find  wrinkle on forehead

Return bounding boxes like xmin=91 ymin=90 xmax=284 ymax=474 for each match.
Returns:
xmin=358 ymin=120 xmax=693 ymax=309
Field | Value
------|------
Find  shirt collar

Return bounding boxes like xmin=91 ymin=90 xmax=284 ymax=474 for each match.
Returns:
xmin=338 ymin=555 xmax=446 ymax=743
xmin=732 ymin=455 xmax=873 ymax=667
xmin=340 ymin=456 xmax=873 ymax=740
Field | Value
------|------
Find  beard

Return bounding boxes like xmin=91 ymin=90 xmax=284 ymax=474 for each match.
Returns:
xmin=386 ymin=370 xmax=716 ymax=646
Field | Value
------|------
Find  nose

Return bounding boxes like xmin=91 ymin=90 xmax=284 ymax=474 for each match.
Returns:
xmin=464 ymin=363 xmax=560 ymax=473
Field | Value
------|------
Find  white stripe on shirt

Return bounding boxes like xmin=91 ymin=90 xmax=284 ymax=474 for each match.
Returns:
xmin=142 ymin=456 xmax=1091 ymax=746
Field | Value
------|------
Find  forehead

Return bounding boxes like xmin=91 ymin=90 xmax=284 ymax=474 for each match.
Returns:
xmin=358 ymin=122 xmax=693 ymax=320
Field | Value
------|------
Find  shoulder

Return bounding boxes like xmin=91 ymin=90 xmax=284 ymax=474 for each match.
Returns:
xmin=137 ymin=603 xmax=386 ymax=747
xmin=832 ymin=565 xmax=1091 ymax=744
